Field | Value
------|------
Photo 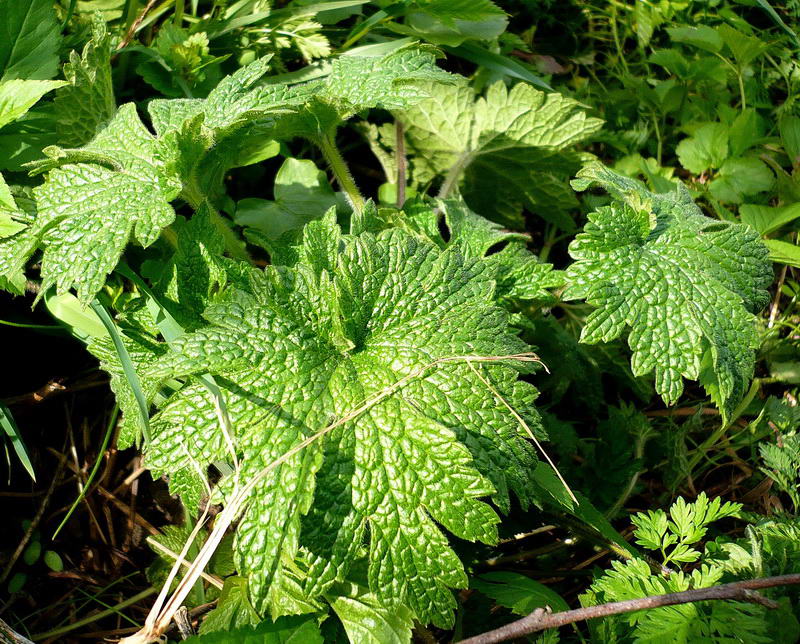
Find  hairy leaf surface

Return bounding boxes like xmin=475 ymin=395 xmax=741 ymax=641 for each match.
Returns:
xmin=144 ymin=217 xmax=540 ymax=626
xmin=55 ymin=18 xmax=116 ymax=147
xmin=19 ymin=105 xmax=181 ymax=303
xmin=565 ymin=164 xmax=772 ymax=419
xmin=397 ymin=81 xmax=602 ymax=228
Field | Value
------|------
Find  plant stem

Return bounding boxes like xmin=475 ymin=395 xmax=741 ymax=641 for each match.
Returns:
xmin=174 ymin=0 xmax=184 ymax=25
xmin=437 ymin=152 xmax=474 ymax=200
xmin=686 ymin=378 xmax=763 ymax=473
xmin=458 ymin=574 xmax=800 ymax=644
xmin=319 ymin=133 xmax=365 ymax=216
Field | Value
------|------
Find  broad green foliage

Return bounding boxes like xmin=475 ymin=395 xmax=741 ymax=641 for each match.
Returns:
xmin=0 ymin=0 xmax=61 ymax=81
xmin=397 ymin=80 xmax=603 ymax=227
xmin=386 ymin=0 xmax=509 ymax=46
xmin=235 ymin=158 xmax=339 ymax=242
xmin=23 ymin=105 xmax=181 ymax=303
xmin=565 ymin=164 xmax=772 ymax=420
xmin=0 ymin=80 xmax=65 ymax=130
xmin=271 ymin=44 xmax=455 ymax=143
xmin=143 ymin=216 xmax=540 ymax=626
xmin=184 ymin=614 xmax=324 ymax=643
xmin=54 ymin=18 xmax=116 ymax=147
xmin=472 ymin=571 xmax=569 ymax=615
xmin=372 ymin=198 xmax=562 ymax=305
xmin=4 ymin=2 xmax=799 ymax=641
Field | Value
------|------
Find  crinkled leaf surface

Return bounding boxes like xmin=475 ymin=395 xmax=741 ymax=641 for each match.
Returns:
xmin=148 ymin=57 xmax=302 ymax=202
xmin=565 ymin=165 xmax=772 ymax=420
xmin=144 ymin=217 xmax=540 ymax=626
xmin=17 ymin=104 xmax=181 ymax=303
xmin=55 ymin=17 xmax=116 ymax=147
xmin=272 ymin=44 xmax=455 ymax=142
xmin=397 ymin=81 xmax=602 ymax=228
xmin=375 ymin=198 xmax=562 ymax=305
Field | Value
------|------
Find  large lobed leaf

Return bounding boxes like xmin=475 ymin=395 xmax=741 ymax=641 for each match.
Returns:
xmin=397 ymin=80 xmax=603 ymax=228
xmin=143 ymin=215 xmax=541 ymax=626
xmin=24 ymin=105 xmax=181 ymax=303
xmin=565 ymin=164 xmax=772 ymax=420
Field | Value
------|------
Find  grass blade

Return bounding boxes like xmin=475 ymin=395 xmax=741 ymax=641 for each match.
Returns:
xmin=443 ymin=42 xmax=552 ymax=90
xmin=90 ymin=300 xmax=151 ymax=446
xmin=0 ymin=402 xmax=35 ymax=481
xmin=753 ymin=0 xmax=800 ymax=47
xmin=52 ymin=406 xmax=119 ymax=539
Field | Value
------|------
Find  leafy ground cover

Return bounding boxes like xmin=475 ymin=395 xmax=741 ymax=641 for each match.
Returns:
xmin=1 ymin=1 xmax=800 ymax=642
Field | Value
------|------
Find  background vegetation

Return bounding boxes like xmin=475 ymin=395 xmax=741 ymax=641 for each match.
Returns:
xmin=2 ymin=0 xmax=800 ymax=642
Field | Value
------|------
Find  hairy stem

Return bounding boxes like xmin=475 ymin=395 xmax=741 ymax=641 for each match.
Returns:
xmin=183 ymin=183 xmax=253 ymax=265
xmin=458 ymin=574 xmax=800 ymax=644
xmin=437 ymin=152 xmax=474 ymax=200
xmin=319 ymin=133 xmax=365 ymax=216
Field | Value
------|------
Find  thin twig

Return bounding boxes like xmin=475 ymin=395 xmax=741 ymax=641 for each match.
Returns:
xmin=0 ymin=618 xmax=34 ymax=644
xmin=116 ymin=0 xmax=160 ymax=51
xmin=457 ymin=574 xmax=800 ymax=644
xmin=395 ymin=120 xmax=406 ymax=208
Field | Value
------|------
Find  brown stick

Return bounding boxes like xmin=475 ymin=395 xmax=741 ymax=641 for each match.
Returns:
xmin=457 ymin=574 xmax=800 ymax=644
xmin=0 ymin=618 xmax=35 ymax=644
xmin=116 ymin=0 xmax=160 ymax=51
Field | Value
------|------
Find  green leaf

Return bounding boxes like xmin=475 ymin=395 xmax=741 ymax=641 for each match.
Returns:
xmin=374 ymin=198 xmax=562 ymax=305
xmin=13 ymin=104 xmax=181 ymax=304
xmin=764 ymin=239 xmax=800 ymax=268
xmin=0 ymin=173 xmax=25 ymax=238
xmin=199 ymin=577 xmax=261 ymax=634
xmin=234 ymin=158 xmax=338 ymax=241
xmin=566 ymin=164 xmax=772 ymax=420
xmin=0 ymin=402 xmax=35 ymax=481
xmin=396 ymin=0 xmax=508 ymax=46
xmin=0 ymin=0 xmax=61 ymax=81
xmin=398 ymin=81 xmax=602 ymax=228
xmin=54 ymin=17 xmax=116 ymax=147
xmin=0 ymin=80 xmax=65 ymax=130
xmin=718 ymin=24 xmax=767 ymax=68
xmin=675 ymin=123 xmax=728 ymax=174
xmin=43 ymin=550 xmax=63 ymax=572
xmin=666 ymin=25 xmax=723 ymax=53
xmin=273 ymin=44 xmax=456 ymax=142
xmin=185 ymin=614 xmax=323 ymax=643
xmin=148 ymin=57 xmax=299 ymax=202
xmin=709 ymin=157 xmax=774 ymax=203
xmin=328 ymin=582 xmax=414 ymax=644
xmin=472 ymin=572 xmax=569 ymax=615
xmin=156 ymin=207 xmax=229 ymax=331
xmin=442 ymin=42 xmax=551 ymax=90
xmin=779 ymin=115 xmax=800 ymax=167
xmin=144 ymin=219 xmax=541 ymax=626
